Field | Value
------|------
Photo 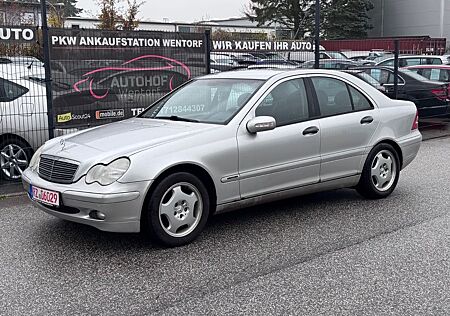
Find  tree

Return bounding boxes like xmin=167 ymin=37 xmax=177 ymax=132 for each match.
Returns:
xmin=97 ymin=0 xmax=142 ymax=30
xmin=322 ymin=0 xmax=374 ymax=39
xmin=122 ymin=0 xmax=143 ymax=31
xmin=48 ymin=10 xmax=64 ymax=27
xmin=245 ymin=0 xmax=319 ymax=39
xmin=97 ymin=0 xmax=122 ymax=30
xmin=49 ymin=0 xmax=83 ymax=18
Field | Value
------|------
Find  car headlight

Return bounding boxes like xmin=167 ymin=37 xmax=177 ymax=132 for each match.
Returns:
xmin=85 ymin=158 xmax=130 ymax=186
xmin=29 ymin=145 xmax=44 ymax=171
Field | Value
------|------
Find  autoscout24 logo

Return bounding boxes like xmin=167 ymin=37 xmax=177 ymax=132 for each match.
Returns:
xmin=57 ymin=112 xmax=91 ymax=123
xmin=95 ymin=109 xmax=125 ymax=120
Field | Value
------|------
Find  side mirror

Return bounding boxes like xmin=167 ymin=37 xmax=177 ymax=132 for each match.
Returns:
xmin=246 ymin=116 xmax=276 ymax=134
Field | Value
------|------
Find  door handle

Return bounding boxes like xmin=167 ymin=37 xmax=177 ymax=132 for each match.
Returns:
xmin=360 ymin=116 xmax=374 ymax=124
xmin=302 ymin=126 xmax=319 ymax=135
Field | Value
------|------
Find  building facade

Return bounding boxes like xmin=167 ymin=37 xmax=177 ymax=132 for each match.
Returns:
xmin=0 ymin=0 xmax=42 ymax=26
xmin=369 ymin=0 xmax=450 ymax=43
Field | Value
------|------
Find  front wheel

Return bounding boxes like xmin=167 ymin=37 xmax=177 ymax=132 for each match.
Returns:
xmin=0 ymin=137 xmax=33 ymax=181
xmin=356 ymin=143 xmax=400 ymax=199
xmin=144 ymin=172 xmax=210 ymax=247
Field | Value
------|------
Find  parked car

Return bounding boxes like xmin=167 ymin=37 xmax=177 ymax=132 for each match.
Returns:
xmin=302 ymin=59 xmax=358 ymax=69
xmin=0 ymin=56 xmax=44 ymax=68
xmin=214 ymin=52 xmax=259 ymax=65
xmin=439 ymin=54 xmax=450 ymax=64
xmin=288 ymin=50 xmax=348 ymax=63
xmin=247 ymin=63 xmax=299 ymax=70
xmin=404 ymin=65 xmax=450 ymax=82
xmin=376 ymin=55 xmax=443 ymax=67
xmin=351 ymin=66 xmax=450 ymax=118
xmin=23 ymin=69 xmax=421 ymax=247
xmin=343 ymin=69 xmax=386 ymax=92
xmin=0 ymin=66 xmax=47 ymax=181
xmin=210 ymin=54 xmax=239 ymax=72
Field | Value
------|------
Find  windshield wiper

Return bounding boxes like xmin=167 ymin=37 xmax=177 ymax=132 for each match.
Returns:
xmin=154 ymin=115 xmax=199 ymax=123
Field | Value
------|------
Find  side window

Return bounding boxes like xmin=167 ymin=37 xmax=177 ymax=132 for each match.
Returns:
xmin=420 ymin=69 xmax=432 ymax=79
xmin=405 ymin=58 xmax=421 ymax=66
xmin=0 ymin=78 xmax=28 ymax=102
xmin=311 ymin=77 xmax=352 ymax=116
xmin=255 ymin=78 xmax=309 ymax=127
xmin=429 ymin=58 xmax=442 ymax=65
xmin=366 ymin=69 xmax=391 ymax=85
xmin=349 ymin=86 xmax=373 ymax=111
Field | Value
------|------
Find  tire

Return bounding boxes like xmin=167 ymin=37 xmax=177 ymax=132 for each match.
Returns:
xmin=143 ymin=172 xmax=210 ymax=247
xmin=356 ymin=143 xmax=400 ymax=199
xmin=0 ymin=136 xmax=33 ymax=181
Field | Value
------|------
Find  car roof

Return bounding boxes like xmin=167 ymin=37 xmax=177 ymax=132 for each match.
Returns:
xmin=201 ymin=68 xmax=360 ymax=80
xmin=404 ymin=65 xmax=450 ymax=69
xmin=0 ymin=65 xmax=44 ymax=80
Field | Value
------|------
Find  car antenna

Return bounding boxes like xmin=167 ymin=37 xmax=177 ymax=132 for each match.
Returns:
xmin=27 ymin=60 xmax=34 ymax=70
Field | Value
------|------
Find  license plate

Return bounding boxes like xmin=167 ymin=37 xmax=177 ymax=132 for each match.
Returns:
xmin=30 ymin=185 xmax=60 ymax=207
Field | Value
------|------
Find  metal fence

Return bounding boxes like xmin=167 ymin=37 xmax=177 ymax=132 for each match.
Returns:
xmin=1 ymin=24 xmax=450 ymax=188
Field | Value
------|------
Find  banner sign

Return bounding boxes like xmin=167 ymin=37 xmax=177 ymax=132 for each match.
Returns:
xmin=49 ymin=28 xmax=207 ymax=128
xmin=211 ymin=40 xmax=314 ymax=52
xmin=0 ymin=26 xmax=36 ymax=42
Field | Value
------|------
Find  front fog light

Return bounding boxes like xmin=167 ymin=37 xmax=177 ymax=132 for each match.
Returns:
xmin=85 ymin=158 xmax=130 ymax=186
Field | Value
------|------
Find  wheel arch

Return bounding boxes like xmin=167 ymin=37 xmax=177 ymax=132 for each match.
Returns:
xmin=140 ymin=163 xmax=218 ymax=229
xmin=0 ymin=133 xmax=34 ymax=153
xmin=372 ymin=138 xmax=403 ymax=168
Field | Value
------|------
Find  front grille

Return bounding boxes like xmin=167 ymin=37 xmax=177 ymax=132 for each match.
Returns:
xmin=38 ymin=156 xmax=79 ymax=184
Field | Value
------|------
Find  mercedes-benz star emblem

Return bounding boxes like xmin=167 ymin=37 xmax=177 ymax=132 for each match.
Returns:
xmin=60 ymin=138 xmax=66 ymax=151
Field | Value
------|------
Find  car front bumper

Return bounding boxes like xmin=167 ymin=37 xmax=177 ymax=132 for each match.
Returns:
xmin=22 ymin=168 xmax=152 ymax=233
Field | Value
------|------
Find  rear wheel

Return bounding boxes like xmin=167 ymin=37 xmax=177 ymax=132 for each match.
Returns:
xmin=0 ymin=137 xmax=33 ymax=181
xmin=144 ymin=172 xmax=210 ymax=247
xmin=356 ymin=143 xmax=400 ymax=199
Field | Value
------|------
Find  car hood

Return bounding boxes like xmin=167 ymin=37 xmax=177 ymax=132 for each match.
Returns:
xmin=43 ymin=118 xmax=218 ymax=163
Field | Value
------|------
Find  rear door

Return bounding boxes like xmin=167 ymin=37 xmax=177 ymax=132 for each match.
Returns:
xmin=309 ymin=76 xmax=379 ymax=181
xmin=237 ymin=77 xmax=321 ymax=198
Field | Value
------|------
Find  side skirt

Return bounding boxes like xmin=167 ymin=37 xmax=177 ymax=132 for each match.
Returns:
xmin=215 ymin=175 xmax=360 ymax=215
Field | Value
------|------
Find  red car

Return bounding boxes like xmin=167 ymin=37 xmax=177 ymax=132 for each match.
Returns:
xmin=404 ymin=65 xmax=450 ymax=83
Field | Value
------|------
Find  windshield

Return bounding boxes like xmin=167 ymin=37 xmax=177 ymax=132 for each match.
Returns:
xmin=140 ymin=78 xmax=264 ymax=124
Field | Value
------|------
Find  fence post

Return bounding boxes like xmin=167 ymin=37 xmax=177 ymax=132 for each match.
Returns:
xmin=314 ymin=0 xmax=321 ymax=69
xmin=40 ymin=0 xmax=55 ymax=140
xmin=393 ymin=40 xmax=399 ymax=99
xmin=204 ymin=30 xmax=211 ymax=75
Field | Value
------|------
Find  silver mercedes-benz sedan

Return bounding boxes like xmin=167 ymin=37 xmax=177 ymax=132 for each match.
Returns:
xmin=22 ymin=69 xmax=422 ymax=247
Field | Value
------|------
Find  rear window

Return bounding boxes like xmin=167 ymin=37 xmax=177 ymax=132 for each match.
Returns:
xmin=401 ymin=69 xmax=432 ymax=82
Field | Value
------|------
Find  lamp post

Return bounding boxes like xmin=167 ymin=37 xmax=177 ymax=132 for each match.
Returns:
xmin=314 ymin=0 xmax=320 ymax=69
xmin=40 ymin=0 xmax=63 ymax=140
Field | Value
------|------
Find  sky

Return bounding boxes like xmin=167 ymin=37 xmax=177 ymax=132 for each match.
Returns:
xmin=77 ymin=0 xmax=251 ymax=23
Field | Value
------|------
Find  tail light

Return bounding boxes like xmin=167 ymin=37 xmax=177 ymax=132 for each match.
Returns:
xmin=431 ymin=86 xmax=448 ymax=101
xmin=412 ymin=110 xmax=419 ymax=130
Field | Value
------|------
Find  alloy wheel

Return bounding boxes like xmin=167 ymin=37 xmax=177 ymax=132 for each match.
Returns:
xmin=0 ymin=144 xmax=29 ymax=180
xmin=370 ymin=150 xmax=397 ymax=192
xmin=158 ymin=182 xmax=203 ymax=238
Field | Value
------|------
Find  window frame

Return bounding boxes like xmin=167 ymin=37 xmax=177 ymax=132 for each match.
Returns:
xmin=306 ymin=75 xmax=375 ymax=120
